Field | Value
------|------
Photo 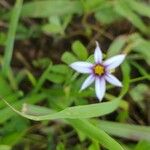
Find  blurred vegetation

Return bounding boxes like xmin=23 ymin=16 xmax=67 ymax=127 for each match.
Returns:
xmin=0 ymin=0 xmax=150 ymax=150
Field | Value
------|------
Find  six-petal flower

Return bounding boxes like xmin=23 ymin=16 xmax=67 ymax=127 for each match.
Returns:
xmin=70 ymin=41 xmax=126 ymax=101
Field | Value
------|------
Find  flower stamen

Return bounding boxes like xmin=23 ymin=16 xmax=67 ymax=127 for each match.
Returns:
xmin=94 ymin=65 xmax=104 ymax=76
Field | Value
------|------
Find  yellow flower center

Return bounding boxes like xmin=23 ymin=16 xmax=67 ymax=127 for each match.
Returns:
xmin=94 ymin=65 xmax=104 ymax=76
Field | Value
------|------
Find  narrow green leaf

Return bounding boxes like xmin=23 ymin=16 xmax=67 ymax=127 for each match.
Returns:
xmin=0 ymin=94 xmax=46 ymax=123
xmin=33 ymin=63 xmax=52 ymax=93
xmin=0 ymin=92 xmax=22 ymax=109
xmin=95 ymin=120 xmax=150 ymax=142
xmin=130 ymin=84 xmax=149 ymax=102
xmin=107 ymin=36 xmax=127 ymax=57
xmin=115 ymin=0 xmax=148 ymax=34
xmin=21 ymin=104 xmax=53 ymax=116
xmin=0 ymin=73 xmax=23 ymax=109
xmin=69 ymin=119 xmax=124 ymax=150
xmin=126 ymin=33 xmax=150 ymax=64
xmin=14 ymin=103 xmax=123 ymax=150
xmin=127 ymin=0 xmax=150 ymax=18
xmin=132 ymin=39 xmax=150 ymax=65
xmin=21 ymin=0 xmax=82 ymax=18
xmin=130 ymin=62 xmax=150 ymax=80
xmin=2 ymin=0 xmax=23 ymax=76
xmin=2 ymin=97 xmax=120 ymax=121
xmin=11 ymin=103 xmax=124 ymax=150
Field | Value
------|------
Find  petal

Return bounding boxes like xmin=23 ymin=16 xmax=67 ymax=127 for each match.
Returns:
xmin=70 ymin=61 xmax=93 ymax=73
xmin=104 ymin=54 xmax=126 ymax=70
xmin=95 ymin=77 xmax=106 ymax=101
xmin=105 ymin=73 xmax=122 ymax=87
xmin=80 ymin=75 xmax=95 ymax=91
xmin=94 ymin=41 xmax=103 ymax=63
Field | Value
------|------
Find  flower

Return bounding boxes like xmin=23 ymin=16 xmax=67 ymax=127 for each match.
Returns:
xmin=70 ymin=41 xmax=126 ymax=101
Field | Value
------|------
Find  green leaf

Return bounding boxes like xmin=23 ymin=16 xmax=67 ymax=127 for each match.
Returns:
xmin=0 ymin=145 xmax=11 ymax=150
xmin=132 ymin=39 xmax=150 ymax=65
xmin=32 ymin=57 xmax=51 ymax=68
xmin=107 ymin=35 xmax=127 ymax=57
xmin=86 ymin=54 xmax=94 ymax=63
xmin=43 ymin=16 xmax=63 ymax=34
xmin=33 ymin=63 xmax=52 ymax=93
xmin=82 ymin=0 xmax=105 ymax=12
xmin=127 ymin=33 xmax=150 ymax=65
xmin=0 ymin=74 xmax=22 ymax=109
xmin=42 ymin=15 xmax=71 ymax=35
xmin=88 ymin=140 xmax=99 ymax=150
xmin=95 ymin=2 xmax=121 ymax=24
xmin=45 ymin=16 xmax=64 ymax=34
xmin=115 ymin=0 xmax=148 ymax=34
xmin=69 ymin=119 xmax=124 ymax=150
xmin=0 ymin=93 xmax=46 ymax=123
xmin=13 ymin=102 xmax=123 ymax=150
xmin=94 ymin=120 xmax=150 ymax=142
xmin=42 ymin=23 xmax=63 ymax=35
xmin=2 ymin=0 xmax=23 ymax=76
xmin=8 ymin=103 xmax=123 ymax=150
xmin=56 ymin=142 xmax=65 ymax=150
xmin=47 ymin=73 xmax=65 ymax=84
xmin=130 ymin=84 xmax=149 ymax=102
xmin=72 ymin=40 xmax=88 ymax=60
xmin=50 ymin=64 xmax=69 ymax=74
xmin=127 ymin=0 xmax=150 ymax=18
xmin=21 ymin=104 xmax=54 ymax=116
xmin=130 ymin=61 xmax=150 ymax=80
xmin=0 ymin=131 xmax=26 ymax=146
xmin=21 ymin=0 xmax=82 ymax=18
xmin=61 ymin=52 xmax=77 ymax=64
xmin=0 ymin=74 xmax=13 ymax=96
xmin=3 ymin=98 xmax=120 ymax=120
xmin=135 ymin=141 xmax=150 ymax=150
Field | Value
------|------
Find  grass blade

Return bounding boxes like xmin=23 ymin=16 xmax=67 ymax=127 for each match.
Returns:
xmin=2 ymin=0 xmax=23 ymax=76
xmin=69 ymin=119 xmax=124 ymax=150
xmin=8 ymin=102 xmax=124 ymax=150
xmin=95 ymin=120 xmax=150 ymax=141
xmin=21 ymin=0 xmax=82 ymax=18
xmin=2 ymin=97 xmax=120 ymax=120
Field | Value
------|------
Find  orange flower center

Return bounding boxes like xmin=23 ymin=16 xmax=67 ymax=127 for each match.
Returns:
xmin=94 ymin=65 xmax=105 ymax=76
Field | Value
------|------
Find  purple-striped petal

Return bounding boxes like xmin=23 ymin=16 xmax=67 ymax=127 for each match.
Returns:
xmin=95 ymin=77 xmax=106 ymax=101
xmin=94 ymin=41 xmax=103 ymax=63
xmin=105 ymin=73 xmax=122 ymax=87
xmin=70 ymin=61 xmax=93 ymax=73
xmin=80 ymin=75 xmax=95 ymax=91
xmin=104 ymin=54 xmax=126 ymax=70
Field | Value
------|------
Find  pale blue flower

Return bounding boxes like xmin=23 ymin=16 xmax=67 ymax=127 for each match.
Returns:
xmin=70 ymin=41 xmax=126 ymax=101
